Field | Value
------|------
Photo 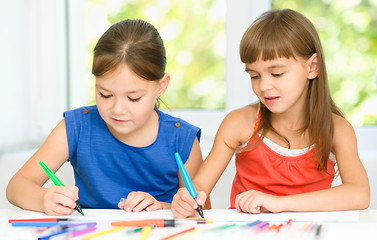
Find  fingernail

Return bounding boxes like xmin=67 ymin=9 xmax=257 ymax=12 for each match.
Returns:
xmin=119 ymin=197 xmax=126 ymax=206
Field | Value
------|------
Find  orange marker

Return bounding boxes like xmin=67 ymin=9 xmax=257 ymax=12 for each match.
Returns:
xmin=160 ymin=227 xmax=196 ymax=240
xmin=111 ymin=219 xmax=176 ymax=228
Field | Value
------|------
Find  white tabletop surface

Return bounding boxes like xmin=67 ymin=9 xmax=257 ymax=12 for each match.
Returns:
xmin=2 ymin=208 xmax=377 ymax=239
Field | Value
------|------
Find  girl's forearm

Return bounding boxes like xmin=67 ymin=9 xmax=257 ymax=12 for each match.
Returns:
xmin=6 ymin=176 xmax=47 ymax=212
xmin=283 ymin=184 xmax=370 ymax=212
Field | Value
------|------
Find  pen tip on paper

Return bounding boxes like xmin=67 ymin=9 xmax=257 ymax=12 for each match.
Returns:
xmin=75 ymin=203 xmax=85 ymax=216
xmin=79 ymin=208 xmax=85 ymax=216
xmin=197 ymin=206 xmax=204 ymax=218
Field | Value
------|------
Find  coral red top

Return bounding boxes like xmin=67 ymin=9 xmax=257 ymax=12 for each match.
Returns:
xmin=230 ymin=108 xmax=335 ymax=208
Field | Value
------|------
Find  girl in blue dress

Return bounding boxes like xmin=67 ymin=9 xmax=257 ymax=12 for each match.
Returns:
xmin=7 ymin=19 xmax=207 ymax=215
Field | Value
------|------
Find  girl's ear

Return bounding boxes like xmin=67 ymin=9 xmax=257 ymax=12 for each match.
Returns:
xmin=157 ymin=73 xmax=170 ymax=97
xmin=307 ymin=53 xmax=319 ymax=80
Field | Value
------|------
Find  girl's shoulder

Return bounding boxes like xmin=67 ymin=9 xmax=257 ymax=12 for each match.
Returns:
xmin=332 ymin=113 xmax=353 ymax=132
xmin=157 ymin=108 xmax=199 ymax=130
xmin=221 ymin=103 xmax=259 ymax=147
xmin=332 ymin=113 xmax=357 ymax=149
xmin=226 ymin=103 xmax=259 ymax=124
xmin=63 ymin=105 xmax=98 ymax=118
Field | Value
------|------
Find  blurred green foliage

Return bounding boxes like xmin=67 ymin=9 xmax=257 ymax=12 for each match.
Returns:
xmin=273 ymin=0 xmax=377 ymax=126
xmin=87 ymin=0 xmax=225 ymax=109
xmin=87 ymin=0 xmax=377 ymax=126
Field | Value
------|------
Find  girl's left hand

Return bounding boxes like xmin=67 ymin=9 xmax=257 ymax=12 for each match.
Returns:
xmin=118 ymin=191 xmax=164 ymax=212
xmin=234 ymin=190 xmax=284 ymax=214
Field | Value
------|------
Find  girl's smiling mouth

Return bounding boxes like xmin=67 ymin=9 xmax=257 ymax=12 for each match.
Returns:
xmin=264 ymin=96 xmax=280 ymax=104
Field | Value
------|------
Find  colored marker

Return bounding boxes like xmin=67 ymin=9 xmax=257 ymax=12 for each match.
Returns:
xmin=111 ymin=219 xmax=177 ymax=228
xmin=124 ymin=227 xmax=144 ymax=235
xmin=36 ymin=224 xmax=71 ymax=237
xmin=38 ymin=222 xmax=97 ymax=240
xmin=315 ymin=224 xmax=322 ymax=239
xmin=12 ymin=222 xmax=69 ymax=227
xmin=140 ymin=225 xmax=155 ymax=240
xmin=9 ymin=218 xmax=69 ymax=223
xmin=37 ymin=226 xmax=70 ymax=240
xmin=160 ymin=226 xmax=196 ymax=240
xmin=69 ymin=226 xmax=97 ymax=238
xmin=186 ymin=218 xmax=214 ymax=224
xmin=275 ymin=223 xmax=284 ymax=231
xmin=216 ymin=224 xmax=239 ymax=232
xmin=256 ymin=221 xmax=270 ymax=232
xmin=82 ymin=226 xmax=125 ymax=240
xmin=39 ymin=161 xmax=84 ymax=216
xmin=245 ymin=220 xmax=262 ymax=227
xmin=197 ymin=223 xmax=239 ymax=236
xmin=174 ymin=152 xmax=204 ymax=218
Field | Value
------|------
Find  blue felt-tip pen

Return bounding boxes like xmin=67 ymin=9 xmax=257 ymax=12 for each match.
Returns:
xmin=174 ymin=152 xmax=204 ymax=218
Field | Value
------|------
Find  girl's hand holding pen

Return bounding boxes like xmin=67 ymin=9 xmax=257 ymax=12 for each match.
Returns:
xmin=118 ymin=191 xmax=168 ymax=212
xmin=171 ymin=188 xmax=206 ymax=218
xmin=43 ymin=185 xmax=79 ymax=216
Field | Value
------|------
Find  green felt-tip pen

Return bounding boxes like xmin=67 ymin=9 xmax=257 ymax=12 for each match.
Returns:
xmin=39 ymin=161 xmax=84 ymax=216
xmin=124 ymin=227 xmax=144 ymax=235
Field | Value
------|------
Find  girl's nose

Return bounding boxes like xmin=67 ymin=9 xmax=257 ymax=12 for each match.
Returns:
xmin=259 ymin=76 xmax=273 ymax=91
xmin=112 ymin=98 xmax=127 ymax=115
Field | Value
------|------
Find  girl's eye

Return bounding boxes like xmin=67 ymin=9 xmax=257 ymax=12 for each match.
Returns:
xmin=272 ymin=73 xmax=283 ymax=77
xmin=128 ymin=97 xmax=141 ymax=102
xmin=100 ymin=93 xmax=112 ymax=98
xmin=250 ymin=75 xmax=260 ymax=80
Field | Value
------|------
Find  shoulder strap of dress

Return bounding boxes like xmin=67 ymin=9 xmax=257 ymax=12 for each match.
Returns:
xmin=253 ymin=103 xmax=261 ymax=134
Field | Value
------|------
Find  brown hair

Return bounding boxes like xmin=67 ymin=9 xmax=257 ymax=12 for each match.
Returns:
xmin=240 ymin=9 xmax=343 ymax=172
xmin=92 ymin=19 xmax=166 ymax=81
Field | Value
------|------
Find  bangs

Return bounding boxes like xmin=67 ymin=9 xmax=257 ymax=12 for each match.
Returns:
xmin=92 ymin=53 xmax=121 ymax=77
xmin=239 ymin=9 xmax=318 ymax=64
xmin=240 ymin=22 xmax=297 ymax=63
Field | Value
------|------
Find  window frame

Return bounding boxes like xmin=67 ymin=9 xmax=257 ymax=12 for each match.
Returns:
xmin=168 ymin=0 xmax=270 ymax=149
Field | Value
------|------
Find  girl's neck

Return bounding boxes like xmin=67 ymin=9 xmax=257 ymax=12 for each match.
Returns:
xmin=270 ymin=111 xmax=306 ymax=132
xmin=267 ymin=105 xmax=310 ymax=149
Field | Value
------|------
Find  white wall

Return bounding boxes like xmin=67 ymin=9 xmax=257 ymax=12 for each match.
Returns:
xmin=0 ymin=0 xmax=86 ymax=208
xmin=0 ymin=0 xmax=87 ymax=154
xmin=0 ymin=1 xmax=35 ymax=151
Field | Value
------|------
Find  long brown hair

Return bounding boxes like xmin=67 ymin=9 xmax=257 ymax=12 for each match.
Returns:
xmin=240 ymin=9 xmax=343 ymax=172
xmin=92 ymin=19 xmax=167 ymax=107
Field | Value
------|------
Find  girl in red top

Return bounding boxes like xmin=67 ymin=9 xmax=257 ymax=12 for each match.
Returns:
xmin=172 ymin=8 xmax=370 ymax=217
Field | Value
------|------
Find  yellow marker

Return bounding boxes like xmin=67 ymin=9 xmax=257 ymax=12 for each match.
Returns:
xmin=82 ymin=226 xmax=125 ymax=239
xmin=186 ymin=218 xmax=214 ymax=224
xmin=140 ymin=225 xmax=155 ymax=240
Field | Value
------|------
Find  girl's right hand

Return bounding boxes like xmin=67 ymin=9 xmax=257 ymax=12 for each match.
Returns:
xmin=171 ymin=188 xmax=207 ymax=218
xmin=42 ymin=185 xmax=79 ymax=216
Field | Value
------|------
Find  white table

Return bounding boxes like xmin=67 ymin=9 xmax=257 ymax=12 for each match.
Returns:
xmin=2 ymin=208 xmax=377 ymax=239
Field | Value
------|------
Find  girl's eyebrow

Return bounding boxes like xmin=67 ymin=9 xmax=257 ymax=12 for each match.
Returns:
xmin=95 ymin=84 xmax=109 ymax=91
xmin=267 ymin=64 xmax=286 ymax=69
xmin=96 ymin=84 xmax=145 ymax=94
xmin=245 ymin=64 xmax=287 ymax=72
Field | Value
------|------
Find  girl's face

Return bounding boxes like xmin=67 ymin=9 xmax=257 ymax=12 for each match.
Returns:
xmin=95 ymin=64 xmax=169 ymax=141
xmin=245 ymin=55 xmax=318 ymax=116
